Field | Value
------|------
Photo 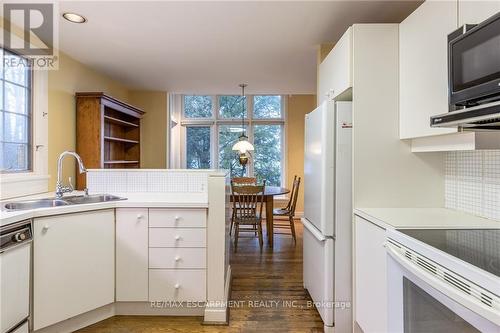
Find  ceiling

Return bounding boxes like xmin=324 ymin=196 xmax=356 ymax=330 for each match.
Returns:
xmin=58 ymin=1 xmax=422 ymax=94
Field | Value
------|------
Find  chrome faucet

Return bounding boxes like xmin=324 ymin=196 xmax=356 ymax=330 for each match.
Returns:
xmin=55 ymin=151 xmax=87 ymax=199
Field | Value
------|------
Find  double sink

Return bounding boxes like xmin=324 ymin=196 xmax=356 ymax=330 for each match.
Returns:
xmin=3 ymin=194 xmax=126 ymax=212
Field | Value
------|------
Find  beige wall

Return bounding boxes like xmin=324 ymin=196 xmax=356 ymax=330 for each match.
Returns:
xmin=129 ymin=91 xmax=168 ymax=168
xmin=285 ymin=95 xmax=316 ymax=213
xmin=47 ymin=52 xmax=131 ymax=189
xmin=352 ymin=24 xmax=444 ymax=208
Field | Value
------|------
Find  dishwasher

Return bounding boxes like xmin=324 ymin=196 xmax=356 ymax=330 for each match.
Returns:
xmin=0 ymin=220 xmax=32 ymax=333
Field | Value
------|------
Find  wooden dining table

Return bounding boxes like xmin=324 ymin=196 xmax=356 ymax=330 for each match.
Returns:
xmin=229 ymin=186 xmax=290 ymax=248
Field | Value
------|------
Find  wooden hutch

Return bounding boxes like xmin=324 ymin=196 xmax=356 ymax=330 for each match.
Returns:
xmin=75 ymin=92 xmax=145 ymax=189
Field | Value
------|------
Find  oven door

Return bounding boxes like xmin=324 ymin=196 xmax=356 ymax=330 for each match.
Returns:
xmin=386 ymin=242 xmax=500 ymax=333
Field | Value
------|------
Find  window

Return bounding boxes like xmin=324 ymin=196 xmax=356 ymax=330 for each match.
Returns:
xmin=178 ymin=94 xmax=285 ymax=186
xmin=185 ymin=126 xmax=211 ymax=169
xmin=184 ymin=95 xmax=212 ymax=118
xmin=1 ymin=48 xmax=32 ymax=173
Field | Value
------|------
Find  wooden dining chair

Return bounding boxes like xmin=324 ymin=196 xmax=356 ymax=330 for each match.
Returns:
xmin=273 ymin=176 xmax=301 ymax=242
xmin=231 ymin=180 xmax=266 ymax=251
xmin=232 ymin=177 xmax=257 ymax=184
xmin=229 ymin=177 xmax=257 ymax=235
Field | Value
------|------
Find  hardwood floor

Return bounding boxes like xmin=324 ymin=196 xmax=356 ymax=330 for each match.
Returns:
xmin=77 ymin=221 xmax=324 ymax=333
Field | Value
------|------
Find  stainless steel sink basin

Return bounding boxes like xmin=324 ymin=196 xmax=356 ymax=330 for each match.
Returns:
xmin=2 ymin=194 xmax=126 ymax=211
xmin=64 ymin=194 xmax=126 ymax=205
xmin=3 ymin=199 xmax=70 ymax=211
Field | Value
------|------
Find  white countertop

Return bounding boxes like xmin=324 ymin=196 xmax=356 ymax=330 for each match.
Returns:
xmin=354 ymin=207 xmax=500 ymax=230
xmin=0 ymin=191 xmax=208 ymax=227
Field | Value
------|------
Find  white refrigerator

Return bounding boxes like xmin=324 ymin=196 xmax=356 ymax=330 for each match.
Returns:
xmin=302 ymin=100 xmax=352 ymax=333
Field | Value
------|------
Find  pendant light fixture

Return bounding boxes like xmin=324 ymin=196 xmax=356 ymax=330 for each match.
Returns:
xmin=232 ymin=83 xmax=254 ymax=165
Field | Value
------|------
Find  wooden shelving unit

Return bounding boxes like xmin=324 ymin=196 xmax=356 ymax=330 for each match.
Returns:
xmin=76 ymin=92 xmax=145 ymax=189
xmin=104 ymin=136 xmax=140 ymax=144
xmin=104 ymin=160 xmax=139 ymax=165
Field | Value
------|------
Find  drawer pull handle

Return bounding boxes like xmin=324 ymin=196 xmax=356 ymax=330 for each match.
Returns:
xmin=175 ymin=235 xmax=180 ymax=241
xmin=137 ymin=214 xmax=143 ymax=219
xmin=174 ymin=283 xmax=180 ymax=289
xmin=175 ymin=256 xmax=181 ymax=262
xmin=174 ymin=216 xmax=180 ymax=221
xmin=42 ymin=225 xmax=50 ymax=232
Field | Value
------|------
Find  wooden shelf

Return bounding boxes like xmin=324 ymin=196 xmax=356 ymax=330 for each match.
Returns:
xmin=104 ymin=160 xmax=139 ymax=164
xmin=104 ymin=115 xmax=139 ymax=128
xmin=104 ymin=136 xmax=139 ymax=144
xmin=76 ymin=92 xmax=144 ymax=189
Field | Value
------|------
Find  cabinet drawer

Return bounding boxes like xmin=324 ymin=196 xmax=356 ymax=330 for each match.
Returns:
xmin=149 ymin=209 xmax=206 ymax=228
xmin=149 ymin=270 xmax=206 ymax=302
xmin=149 ymin=228 xmax=206 ymax=248
xmin=149 ymin=248 xmax=206 ymax=269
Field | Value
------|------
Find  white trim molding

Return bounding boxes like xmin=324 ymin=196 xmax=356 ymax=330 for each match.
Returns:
xmin=1 ymin=70 xmax=49 ymax=199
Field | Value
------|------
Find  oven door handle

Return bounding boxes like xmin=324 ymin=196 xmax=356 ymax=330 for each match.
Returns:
xmin=385 ymin=242 xmax=500 ymax=326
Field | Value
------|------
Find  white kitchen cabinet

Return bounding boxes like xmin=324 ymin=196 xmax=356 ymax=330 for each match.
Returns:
xmin=459 ymin=0 xmax=500 ymax=26
xmin=116 ymin=208 xmax=149 ymax=301
xmin=399 ymin=0 xmax=458 ymax=139
xmin=149 ymin=248 xmax=206 ymax=269
xmin=149 ymin=228 xmax=206 ymax=248
xmin=318 ymin=27 xmax=352 ymax=104
xmin=149 ymin=270 xmax=206 ymax=302
xmin=33 ymin=210 xmax=115 ymax=330
xmin=149 ymin=208 xmax=206 ymax=228
xmin=354 ymin=215 xmax=387 ymax=333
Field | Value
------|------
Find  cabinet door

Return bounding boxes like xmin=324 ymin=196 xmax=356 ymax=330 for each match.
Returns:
xmin=354 ymin=216 xmax=387 ymax=333
xmin=33 ymin=210 xmax=115 ymax=330
xmin=116 ymin=208 xmax=149 ymax=301
xmin=318 ymin=27 xmax=352 ymax=104
xmin=459 ymin=0 xmax=500 ymax=25
xmin=399 ymin=1 xmax=458 ymax=139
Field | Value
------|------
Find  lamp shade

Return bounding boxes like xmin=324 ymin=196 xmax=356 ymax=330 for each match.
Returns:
xmin=232 ymin=139 xmax=254 ymax=153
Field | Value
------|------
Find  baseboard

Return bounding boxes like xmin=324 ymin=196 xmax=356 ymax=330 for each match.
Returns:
xmin=34 ymin=303 xmax=115 ymax=333
xmin=115 ymin=302 xmax=204 ymax=316
xmin=203 ymin=265 xmax=232 ymax=325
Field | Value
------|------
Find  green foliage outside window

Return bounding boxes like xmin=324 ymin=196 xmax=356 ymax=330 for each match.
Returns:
xmin=184 ymin=95 xmax=212 ymax=118
xmin=219 ymin=95 xmax=246 ymax=118
xmin=186 ymin=127 xmax=211 ymax=169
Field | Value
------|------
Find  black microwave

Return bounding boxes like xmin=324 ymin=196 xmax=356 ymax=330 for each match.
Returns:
xmin=448 ymin=11 xmax=500 ymax=109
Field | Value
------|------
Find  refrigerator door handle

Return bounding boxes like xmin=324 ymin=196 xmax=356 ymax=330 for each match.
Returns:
xmin=301 ymin=218 xmax=332 ymax=241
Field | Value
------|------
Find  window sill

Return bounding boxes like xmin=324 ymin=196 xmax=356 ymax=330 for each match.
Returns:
xmin=0 ymin=173 xmax=50 ymax=200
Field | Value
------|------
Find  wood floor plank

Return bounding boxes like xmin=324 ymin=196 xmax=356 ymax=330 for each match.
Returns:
xmin=76 ymin=221 xmax=324 ymax=332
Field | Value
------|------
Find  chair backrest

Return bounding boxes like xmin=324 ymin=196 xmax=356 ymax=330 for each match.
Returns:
xmin=287 ymin=176 xmax=301 ymax=214
xmin=232 ymin=177 xmax=257 ymax=185
xmin=231 ymin=180 xmax=266 ymax=220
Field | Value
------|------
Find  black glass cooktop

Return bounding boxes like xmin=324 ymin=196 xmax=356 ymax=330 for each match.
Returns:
xmin=399 ymin=229 xmax=500 ymax=278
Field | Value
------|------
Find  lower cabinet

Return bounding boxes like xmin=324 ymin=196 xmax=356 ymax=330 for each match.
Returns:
xmin=116 ymin=208 xmax=149 ymax=301
xmin=354 ymin=215 xmax=387 ymax=333
xmin=33 ymin=210 xmax=115 ymax=330
xmin=148 ymin=208 xmax=207 ymax=302
xmin=115 ymin=207 xmax=208 ymax=303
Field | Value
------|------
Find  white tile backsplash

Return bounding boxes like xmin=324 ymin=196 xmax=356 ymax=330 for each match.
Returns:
xmin=445 ymin=151 xmax=500 ymax=221
xmin=86 ymin=170 xmax=209 ymax=195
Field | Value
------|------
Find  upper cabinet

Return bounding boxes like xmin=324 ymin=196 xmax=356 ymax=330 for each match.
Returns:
xmin=399 ymin=0 xmax=458 ymax=139
xmin=459 ymin=1 xmax=500 ymax=25
xmin=399 ymin=0 xmax=500 ymax=152
xmin=318 ymin=27 xmax=352 ymax=104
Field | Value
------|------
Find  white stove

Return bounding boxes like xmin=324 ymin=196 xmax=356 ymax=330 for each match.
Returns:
xmin=386 ymin=228 xmax=500 ymax=332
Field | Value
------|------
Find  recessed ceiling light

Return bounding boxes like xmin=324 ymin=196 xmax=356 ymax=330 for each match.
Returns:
xmin=62 ymin=12 xmax=87 ymax=23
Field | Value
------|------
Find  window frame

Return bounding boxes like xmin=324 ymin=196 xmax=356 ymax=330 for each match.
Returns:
xmin=1 ymin=48 xmax=33 ymax=173
xmin=0 ymin=45 xmax=49 ymax=199
xmin=178 ymin=94 xmax=286 ymax=186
